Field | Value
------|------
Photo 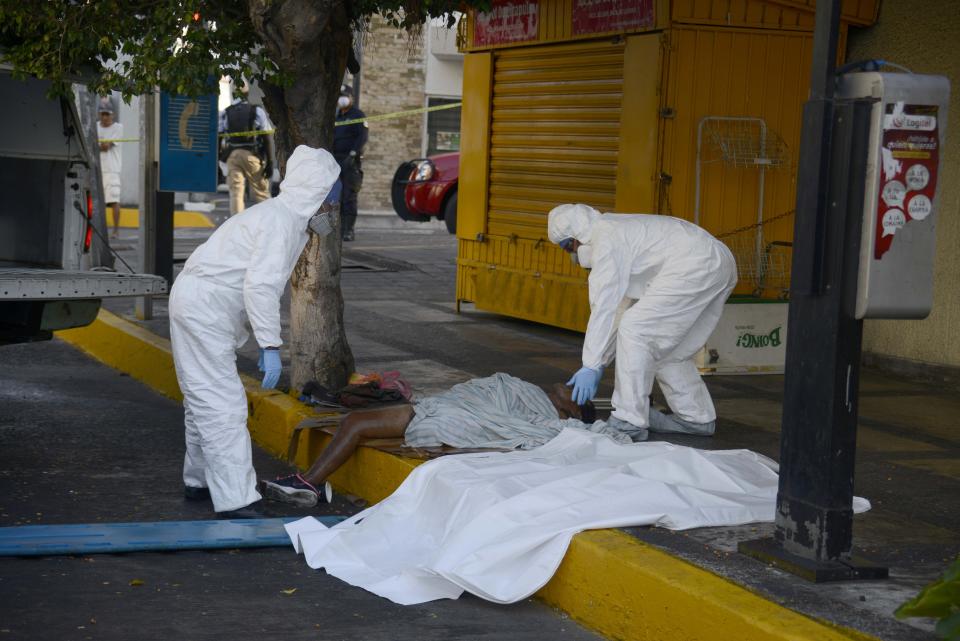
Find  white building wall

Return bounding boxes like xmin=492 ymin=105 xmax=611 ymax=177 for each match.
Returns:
xmin=425 ymin=20 xmax=464 ymax=98
xmin=117 ymin=94 xmax=140 ymax=206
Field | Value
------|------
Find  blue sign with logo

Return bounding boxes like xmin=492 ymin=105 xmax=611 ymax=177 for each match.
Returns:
xmin=159 ymin=93 xmax=218 ymax=192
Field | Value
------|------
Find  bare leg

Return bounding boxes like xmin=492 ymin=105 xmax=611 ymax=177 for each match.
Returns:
xmin=301 ymin=404 xmax=414 ymax=485
xmin=110 ymin=203 xmax=121 ymax=238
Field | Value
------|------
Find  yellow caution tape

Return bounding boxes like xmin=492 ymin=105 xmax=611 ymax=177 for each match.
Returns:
xmin=101 ymin=102 xmax=463 ymax=143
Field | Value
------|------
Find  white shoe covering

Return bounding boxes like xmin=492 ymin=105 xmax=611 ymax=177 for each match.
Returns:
xmin=648 ymin=408 xmax=716 ymax=435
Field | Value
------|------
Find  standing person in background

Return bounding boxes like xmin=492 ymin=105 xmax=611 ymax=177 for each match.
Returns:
xmin=333 ymin=84 xmax=368 ymax=242
xmin=96 ymin=100 xmax=123 ymax=239
xmin=219 ymin=84 xmax=273 ymax=215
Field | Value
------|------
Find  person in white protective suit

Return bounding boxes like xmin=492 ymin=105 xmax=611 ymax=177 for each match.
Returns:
xmin=169 ymin=145 xmax=340 ymax=518
xmin=547 ymin=203 xmax=737 ymax=442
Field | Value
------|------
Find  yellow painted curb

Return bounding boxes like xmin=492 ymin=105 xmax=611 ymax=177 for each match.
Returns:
xmin=540 ymin=529 xmax=878 ymax=641
xmin=114 ymin=207 xmax=214 ymax=229
xmin=56 ymin=309 xmax=878 ymax=641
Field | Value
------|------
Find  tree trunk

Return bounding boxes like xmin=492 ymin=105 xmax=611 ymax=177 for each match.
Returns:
xmin=249 ymin=0 xmax=355 ymax=390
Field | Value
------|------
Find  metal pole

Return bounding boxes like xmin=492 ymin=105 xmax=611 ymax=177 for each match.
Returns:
xmin=136 ymin=93 xmax=157 ymax=320
xmin=739 ymin=0 xmax=887 ymax=582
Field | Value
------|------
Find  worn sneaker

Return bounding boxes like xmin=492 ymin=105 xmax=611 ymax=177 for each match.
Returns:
xmin=260 ymin=474 xmax=333 ymax=508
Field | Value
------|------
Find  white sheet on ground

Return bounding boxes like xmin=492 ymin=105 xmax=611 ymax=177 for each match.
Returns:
xmin=285 ymin=429 xmax=870 ymax=605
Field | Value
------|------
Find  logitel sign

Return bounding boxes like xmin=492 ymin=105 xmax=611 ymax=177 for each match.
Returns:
xmin=874 ymin=102 xmax=940 ymax=260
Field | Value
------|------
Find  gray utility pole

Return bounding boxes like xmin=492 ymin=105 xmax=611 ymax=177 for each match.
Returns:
xmin=135 ymin=93 xmax=175 ymax=321
xmin=136 ymin=94 xmax=157 ymax=320
xmin=739 ymin=0 xmax=887 ymax=582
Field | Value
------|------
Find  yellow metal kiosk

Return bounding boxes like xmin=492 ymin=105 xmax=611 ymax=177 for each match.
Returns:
xmin=455 ymin=0 xmax=878 ymax=342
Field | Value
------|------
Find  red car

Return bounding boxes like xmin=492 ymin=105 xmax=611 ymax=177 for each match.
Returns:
xmin=391 ymin=152 xmax=459 ymax=234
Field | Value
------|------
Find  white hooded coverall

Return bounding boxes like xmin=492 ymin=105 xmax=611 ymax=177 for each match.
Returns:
xmin=169 ymin=146 xmax=340 ymax=512
xmin=548 ymin=204 xmax=737 ymax=430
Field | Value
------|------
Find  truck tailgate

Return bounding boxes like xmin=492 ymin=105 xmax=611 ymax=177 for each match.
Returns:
xmin=0 ymin=268 xmax=168 ymax=300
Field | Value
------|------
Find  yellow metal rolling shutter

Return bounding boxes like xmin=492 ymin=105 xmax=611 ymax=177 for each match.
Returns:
xmin=488 ymin=40 xmax=624 ymax=238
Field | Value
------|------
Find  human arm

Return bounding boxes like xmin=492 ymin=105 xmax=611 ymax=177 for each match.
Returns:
xmin=345 ymin=111 xmax=368 ymax=157
xmin=255 ymin=106 xmax=276 ymax=174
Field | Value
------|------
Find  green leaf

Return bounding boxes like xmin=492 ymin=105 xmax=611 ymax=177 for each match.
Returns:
xmin=896 ymin=558 xmax=960 ymax=623
xmin=935 ymin=611 xmax=960 ymax=641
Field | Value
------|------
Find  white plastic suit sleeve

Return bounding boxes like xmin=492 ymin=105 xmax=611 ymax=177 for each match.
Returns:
xmin=598 ymin=297 xmax=635 ymax=367
xmin=582 ymin=222 xmax=631 ymax=370
xmin=242 ymin=221 xmax=300 ymax=348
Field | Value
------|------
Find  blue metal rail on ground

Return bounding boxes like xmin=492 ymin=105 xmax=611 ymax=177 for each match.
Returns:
xmin=0 ymin=516 xmax=345 ymax=556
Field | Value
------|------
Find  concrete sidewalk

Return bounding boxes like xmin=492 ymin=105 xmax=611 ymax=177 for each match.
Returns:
xmin=84 ymin=218 xmax=957 ymax=640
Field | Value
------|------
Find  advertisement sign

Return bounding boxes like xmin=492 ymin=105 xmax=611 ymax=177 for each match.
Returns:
xmin=572 ymin=0 xmax=654 ymax=36
xmin=695 ymin=302 xmax=789 ymax=375
xmin=874 ymin=103 xmax=940 ymax=260
xmin=159 ymin=93 xmax=218 ymax=193
xmin=473 ymin=0 xmax=539 ymax=47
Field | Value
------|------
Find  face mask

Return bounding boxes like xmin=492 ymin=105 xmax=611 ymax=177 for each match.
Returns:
xmin=576 ymin=244 xmax=593 ymax=269
xmin=337 ymin=96 xmax=351 ymax=110
xmin=307 ymin=209 xmax=333 ymax=237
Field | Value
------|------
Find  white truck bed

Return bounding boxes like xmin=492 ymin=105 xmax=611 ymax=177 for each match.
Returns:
xmin=0 ymin=268 xmax=167 ymax=300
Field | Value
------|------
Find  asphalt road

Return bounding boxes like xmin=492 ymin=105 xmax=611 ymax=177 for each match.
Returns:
xmin=0 ymin=339 xmax=601 ymax=641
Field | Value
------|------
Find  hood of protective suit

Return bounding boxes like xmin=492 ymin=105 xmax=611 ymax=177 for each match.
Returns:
xmin=547 ymin=204 xmax=601 ymax=244
xmin=277 ymin=145 xmax=341 ymax=221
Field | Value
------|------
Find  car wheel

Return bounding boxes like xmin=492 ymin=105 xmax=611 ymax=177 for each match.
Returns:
xmin=443 ymin=191 xmax=457 ymax=235
xmin=391 ymin=162 xmax=429 ymax=222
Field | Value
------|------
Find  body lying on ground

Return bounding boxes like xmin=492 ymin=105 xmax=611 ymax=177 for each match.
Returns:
xmin=261 ymin=372 xmax=630 ymax=506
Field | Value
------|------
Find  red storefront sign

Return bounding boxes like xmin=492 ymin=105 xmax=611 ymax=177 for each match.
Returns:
xmin=874 ymin=103 xmax=940 ymax=260
xmin=572 ymin=0 xmax=654 ymax=35
xmin=473 ymin=0 xmax=539 ymax=47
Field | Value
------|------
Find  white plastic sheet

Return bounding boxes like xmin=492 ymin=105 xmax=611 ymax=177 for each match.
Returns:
xmin=286 ymin=429 xmax=870 ymax=605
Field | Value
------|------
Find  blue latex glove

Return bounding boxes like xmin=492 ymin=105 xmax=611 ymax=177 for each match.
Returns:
xmin=567 ymin=366 xmax=601 ymax=405
xmin=260 ymin=349 xmax=282 ymax=390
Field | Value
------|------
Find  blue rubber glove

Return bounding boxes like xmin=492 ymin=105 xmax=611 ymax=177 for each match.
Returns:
xmin=567 ymin=366 xmax=601 ymax=405
xmin=260 ymin=348 xmax=282 ymax=390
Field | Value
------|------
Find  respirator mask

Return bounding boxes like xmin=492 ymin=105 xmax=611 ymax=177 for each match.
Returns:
xmin=337 ymin=96 xmax=351 ymax=110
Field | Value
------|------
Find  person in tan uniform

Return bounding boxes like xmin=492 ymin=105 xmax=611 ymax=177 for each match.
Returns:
xmin=218 ymin=86 xmax=272 ymax=215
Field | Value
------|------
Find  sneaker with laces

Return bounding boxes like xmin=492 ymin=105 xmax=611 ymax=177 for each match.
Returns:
xmin=260 ymin=474 xmax=333 ymax=507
